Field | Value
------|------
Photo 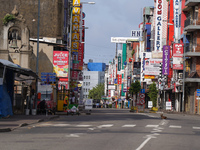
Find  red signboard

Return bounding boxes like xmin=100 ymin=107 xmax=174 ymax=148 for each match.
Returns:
xmin=173 ymin=43 xmax=183 ymax=57
xmin=78 ymin=43 xmax=84 ymax=70
xmin=118 ymin=74 xmax=122 ymax=84
xmin=53 ymin=51 xmax=69 ymax=77
xmin=58 ymin=78 xmax=68 ymax=90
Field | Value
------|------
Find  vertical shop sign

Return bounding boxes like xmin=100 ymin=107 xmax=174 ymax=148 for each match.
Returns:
xmin=118 ymin=53 xmax=121 ymax=71
xmin=154 ymin=0 xmax=163 ymax=51
xmin=173 ymin=43 xmax=183 ymax=70
xmin=162 ymin=45 xmax=170 ymax=75
xmin=174 ymin=0 xmax=180 ymax=41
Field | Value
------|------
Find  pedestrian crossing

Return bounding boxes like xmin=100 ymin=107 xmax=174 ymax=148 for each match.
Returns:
xmin=35 ymin=123 xmax=200 ymax=130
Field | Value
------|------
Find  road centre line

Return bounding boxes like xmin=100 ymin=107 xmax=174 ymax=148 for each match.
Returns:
xmin=146 ymin=125 xmax=159 ymax=128
xmin=76 ymin=125 xmax=92 ymax=127
xmin=193 ymin=127 xmax=200 ymax=129
xmin=169 ymin=125 xmax=182 ymax=128
xmin=122 ymin=124 xmax=136 ymax=127
xmin=97 ymin=124 xmax=113 ymax=128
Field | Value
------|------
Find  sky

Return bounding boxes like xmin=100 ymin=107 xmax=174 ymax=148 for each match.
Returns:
xmin=82 ymin=0 xmax=154 ymax=64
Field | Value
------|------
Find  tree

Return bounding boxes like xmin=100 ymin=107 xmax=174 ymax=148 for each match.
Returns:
xmin=148 ymin=82 xmax=158 ymax=107
xmin=88 ymin=83 xmax=104 ymax=100
xmin=128 ymin=80 xmax=141 ymax=106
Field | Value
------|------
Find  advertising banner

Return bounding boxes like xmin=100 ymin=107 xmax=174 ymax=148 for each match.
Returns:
xmin=144 ymin=59 xmax=162 ymax=75
xmin=174 ymin=0 xmax=180 ymax=41
xmin=118 ymin=50 xmax=122 ymax=71
xmin=162 ymin=45 xmax=170 ymax=75
xmin=58 ymin=78 xmax=68 ymax=90
xmin=118 ymin=74 xmax=122 ymax=84
xmin=78 ymin=43 xmax=84 ymax=70
xmin=154 ymin=0 xmax=163 ymax=51
xmin=173 ymin=57 xmax=183 ymax=70
xmin=173 ymin=43 xmax=183 ymax=57
xmin=173 ymin=43 xmax=183 ymax=70
xmin=53 ymin=51 xmax=69 ymax=77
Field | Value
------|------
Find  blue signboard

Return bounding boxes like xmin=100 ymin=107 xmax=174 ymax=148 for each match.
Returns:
xmin=41 ymin=72 xmax=56 ymax=83
xmin=141 ymin=89 xmax=145 ymax=93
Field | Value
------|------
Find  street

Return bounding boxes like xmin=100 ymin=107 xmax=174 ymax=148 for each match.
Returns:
xmin=1 ymin=109 xmax=200 ymax=150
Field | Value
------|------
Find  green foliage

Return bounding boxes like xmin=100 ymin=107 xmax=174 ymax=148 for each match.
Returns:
xmin=129 ymin=80 xmax=141 ymax=97
xmin=88 ymin=83 xmax=104 ymax=100
xmin=148 ymin=82 xmax=158 ymax=107
xmin=3 ymin=14 xmax=15 ymax=25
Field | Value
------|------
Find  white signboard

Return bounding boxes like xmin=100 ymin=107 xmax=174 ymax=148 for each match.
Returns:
xmin=111 ymin=37 xmax=139 ymax=43
xmin=108 ymin=84 xmax=115 ymax=90
xmin=174 ymin=0 xmax=180 ymax=42
xmin=154 ymin=0 xmax=163 ymax=51
xmin=148 ymin=101 xmax=153 ymax=108
xmin=85 ymin=99 xmax=93 ymax=110
xmin=144 ymin=59 xmax=162 ymax=75
xmin=166 ymin=101 xmax=172 ymax=110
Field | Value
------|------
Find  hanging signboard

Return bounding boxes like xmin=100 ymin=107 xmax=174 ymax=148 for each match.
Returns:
xmin=162 ymin=45 xmax=170 ymax=75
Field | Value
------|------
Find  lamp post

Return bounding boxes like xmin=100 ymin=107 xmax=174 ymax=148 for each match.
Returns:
xmin=182 ymin=31 xmax=187 ymax=112
xmin=35 ymin=0 xmax=40 ymax=113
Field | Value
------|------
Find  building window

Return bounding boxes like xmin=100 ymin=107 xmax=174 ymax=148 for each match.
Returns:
xmin=89 ymin=76 xmax=90 ymax=79
xmin=83 ymin=82 xmax=85 ymax=86
xmin=84 ymin=76 xmax=85 ymax=79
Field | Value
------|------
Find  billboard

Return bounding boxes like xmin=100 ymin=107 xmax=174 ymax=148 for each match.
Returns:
xmin=53 ymin=51 xmax=69 ymax=77
xmin=144 ymin=59 xmax=162 ymax=75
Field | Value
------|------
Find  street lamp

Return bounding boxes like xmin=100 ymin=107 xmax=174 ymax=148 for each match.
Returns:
xmin=35 ymin=0 xmax=40 ymax=114
xmin=182 ymin=31 xmax=187 ymax=112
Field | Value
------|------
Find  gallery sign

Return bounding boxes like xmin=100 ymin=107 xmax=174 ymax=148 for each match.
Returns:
xmin=154 ymin=0 xmax=163 ymax=51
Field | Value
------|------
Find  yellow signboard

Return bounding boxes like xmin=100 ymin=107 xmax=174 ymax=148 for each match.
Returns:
xmin=72 ymin=16 xmax=80 ymax=24
xmin=72 ymin=24 xmax=80 ymax=32
xmin=72 ymin=7 xmax=80 ymax=15
xmin=72 ymin=33 xmax=79 ymax=41
xmin=73 ymin=0 xmax=80 ymax=6
xmin=144 ymin=75 xmax=155 ymax=79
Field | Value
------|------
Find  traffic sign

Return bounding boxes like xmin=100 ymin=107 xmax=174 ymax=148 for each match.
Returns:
xmin=197 ymin=93 xmax=200 ymax=96
xmin=139 ymin=99 xmax=145 ymax=105
xmin=140 ymin=93 xmax=145 ymax=99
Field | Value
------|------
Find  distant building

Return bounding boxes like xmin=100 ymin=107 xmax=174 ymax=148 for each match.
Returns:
xmin=82 ymin=61 xmax=106 ymax=99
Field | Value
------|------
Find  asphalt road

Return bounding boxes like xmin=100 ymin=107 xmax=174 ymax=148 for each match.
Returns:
xmin=1 ymin=108 xmax=200 ymax=150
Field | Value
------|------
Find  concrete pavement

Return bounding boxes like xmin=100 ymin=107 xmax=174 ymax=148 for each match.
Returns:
xmin=0 ymin=114 xmax=59 ymax=132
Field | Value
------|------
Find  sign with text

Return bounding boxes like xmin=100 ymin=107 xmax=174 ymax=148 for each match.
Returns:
xmin=162 ymin=45 xmax=170 ymax=75
xmin=53 ymin=51 xmax=69 ymax=77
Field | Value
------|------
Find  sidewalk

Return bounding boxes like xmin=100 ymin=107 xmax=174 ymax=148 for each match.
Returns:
xmin=0 ymin=114 xmax=59 ymax=132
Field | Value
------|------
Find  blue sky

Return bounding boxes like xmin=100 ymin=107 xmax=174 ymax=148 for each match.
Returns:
xmin=82 ymin=0 xmax=154 ymax=64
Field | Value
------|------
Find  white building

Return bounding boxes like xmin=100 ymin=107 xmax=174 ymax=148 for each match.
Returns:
xmin=82 ymin=65 xmax=105 ymax=100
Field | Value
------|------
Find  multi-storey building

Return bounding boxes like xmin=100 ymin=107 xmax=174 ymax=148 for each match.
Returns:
xmin=82 ymin=61 xmax=105 ymax=100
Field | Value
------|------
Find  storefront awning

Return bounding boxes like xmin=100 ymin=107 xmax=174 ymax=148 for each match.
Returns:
xmin=0 ymin=59 xmax=38 ymax=81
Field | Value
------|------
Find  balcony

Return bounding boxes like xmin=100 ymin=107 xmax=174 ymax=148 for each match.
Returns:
xmin=185 ymin=71 xmax=200 ymax=83
xmin=184 ymin=18 xmax=200 ymax=31
xmin=185 ymin=0 xmax=200 ymax=7
xmin=185 ymin=45 xmax=200 ymax=56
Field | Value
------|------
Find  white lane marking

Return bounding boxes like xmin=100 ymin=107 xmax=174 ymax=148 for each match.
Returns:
xmin=146 ymin=125 xmax=159 ymax=128
xmin=39 ymin=123 xmax=53 ymax=126
xmin=136 ymin=137 xmax=152 ymax=150
xmin=53 ymin=124 xmax=70 ymax=127
xmin=122 ymin=124 xmax=136 ymax=127
xmin=88 ymin=127 xmax=96 ymax=130
xmin=97 ymin=124 xmax=113 ymax=128
xmin=169 ymin=125 xmax=182 ymax=128
xmin=76 ymin=125 xmax=92 ymax=127
xmin=65 ymin=133 xmax=83 ymax=138
xmin=193 ymin=127 xmax=200 ymax=129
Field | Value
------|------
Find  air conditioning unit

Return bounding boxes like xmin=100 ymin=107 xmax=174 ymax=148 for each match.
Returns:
xmin=179 ymin=73 xmax=183 ymax=79
xmin=178 ymin=79 xmax=183 ymax=85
